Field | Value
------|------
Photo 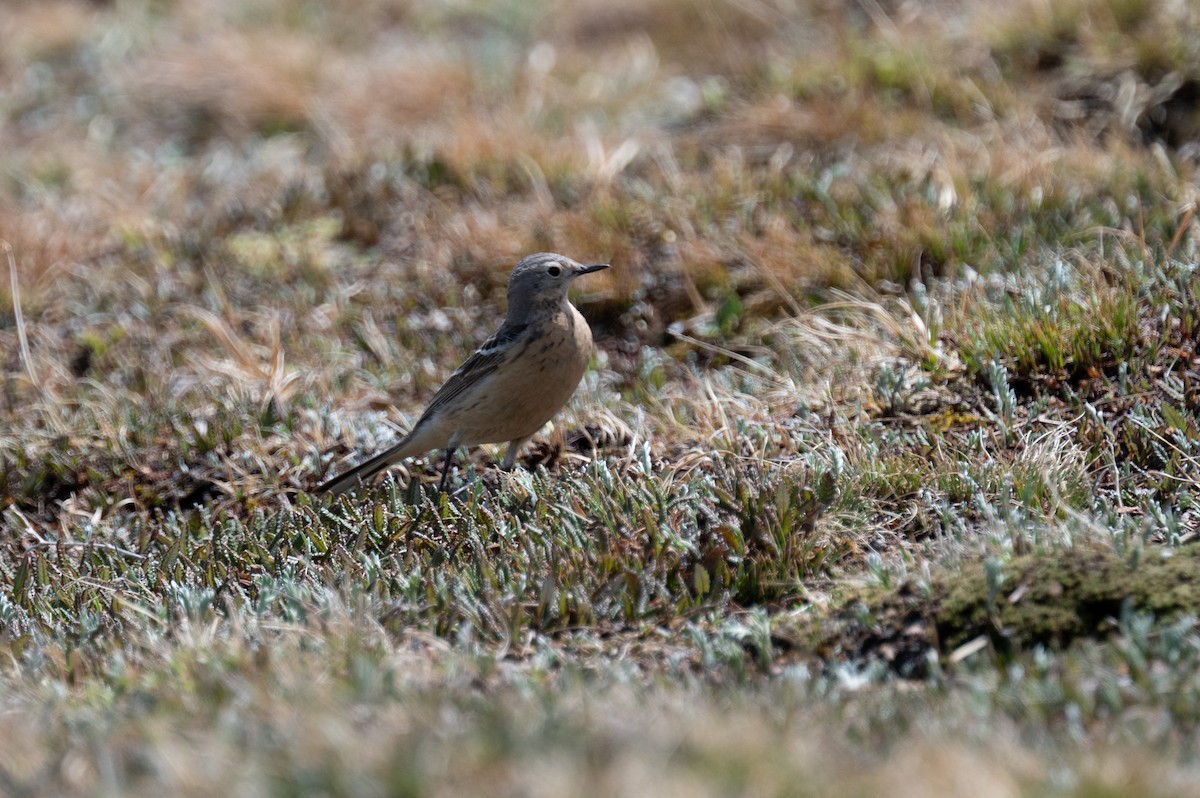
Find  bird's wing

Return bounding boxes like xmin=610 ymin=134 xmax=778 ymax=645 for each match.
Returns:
xmin=412 ymin=322 xmax=529 ymax=424
xmin=317 ymin=321 xmax=532 ymax=494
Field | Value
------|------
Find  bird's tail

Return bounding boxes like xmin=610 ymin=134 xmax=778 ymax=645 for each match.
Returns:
xmin=316 ymin=434 xmax=422 ymax=495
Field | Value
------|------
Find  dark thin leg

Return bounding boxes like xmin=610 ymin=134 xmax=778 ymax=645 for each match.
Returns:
xmin=437 ymin=447 xmax=456 ymax=493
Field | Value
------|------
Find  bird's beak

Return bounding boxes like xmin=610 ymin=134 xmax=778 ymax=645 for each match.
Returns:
xmin=576 ymin=263 xmax=610 ymax=275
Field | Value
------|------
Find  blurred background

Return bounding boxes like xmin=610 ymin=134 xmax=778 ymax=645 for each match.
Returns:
xmin=5 ymin=0 xmax=1197 ymax=307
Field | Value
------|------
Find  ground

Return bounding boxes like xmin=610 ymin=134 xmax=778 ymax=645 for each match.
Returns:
xmin=3 ymin=0 xmax=1200 ymax=794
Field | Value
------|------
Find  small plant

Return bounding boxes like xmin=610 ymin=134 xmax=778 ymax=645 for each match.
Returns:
xmin=984 ymin=360 xmax=1018 ymax=446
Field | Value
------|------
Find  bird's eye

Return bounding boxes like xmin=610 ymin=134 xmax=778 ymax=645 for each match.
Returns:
xmin=547 ymin=265 xmax=563 ymax=277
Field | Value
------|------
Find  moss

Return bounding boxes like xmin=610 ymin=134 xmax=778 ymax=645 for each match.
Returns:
xmin=939 ymin=546 xmax=1200 ymax=651
xmin=788 ymin=545 xmax=1200 ymax=673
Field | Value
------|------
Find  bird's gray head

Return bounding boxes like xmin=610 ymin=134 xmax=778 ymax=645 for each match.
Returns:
xmin=505 ymin=252 xmax=608 ymax=318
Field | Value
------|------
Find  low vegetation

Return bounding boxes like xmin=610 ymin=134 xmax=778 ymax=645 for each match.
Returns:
xmin=3 ymin=0 xmax=1200 ymax=794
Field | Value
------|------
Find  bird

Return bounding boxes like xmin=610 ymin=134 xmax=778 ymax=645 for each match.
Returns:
xmin=317 ymin=252 xmax=609 ymax=495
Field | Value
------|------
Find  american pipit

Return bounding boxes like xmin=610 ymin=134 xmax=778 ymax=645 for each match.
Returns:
xmin=318 ymin=252 xmax=608 ymax=495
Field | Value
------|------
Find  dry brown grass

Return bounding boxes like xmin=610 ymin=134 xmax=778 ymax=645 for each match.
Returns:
xmin=4 ymin=0 xmax=1189 ymax=301
xmin=119 ymin=31 xmax=319 ymax=144
xmin=0 ymin=1 xmax=99 ymax=68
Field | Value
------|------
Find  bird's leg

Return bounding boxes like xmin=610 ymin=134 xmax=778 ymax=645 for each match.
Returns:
xmin=437 ymin=447 xmax=456 ymax=493
xmin=501 ymin=436 xmax=532 ymax=470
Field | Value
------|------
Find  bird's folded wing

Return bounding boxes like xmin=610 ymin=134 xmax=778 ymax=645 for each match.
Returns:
xmin=413 ymin=322 xmax=529 ymax=423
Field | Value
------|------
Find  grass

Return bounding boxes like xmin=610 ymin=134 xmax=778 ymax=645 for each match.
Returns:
xmin=4 ymin=0 xmax=1200 ymax=794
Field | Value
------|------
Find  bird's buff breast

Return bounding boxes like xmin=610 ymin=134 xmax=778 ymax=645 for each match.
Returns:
xmin=445 ymin=305 xmax=593 ymax=446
